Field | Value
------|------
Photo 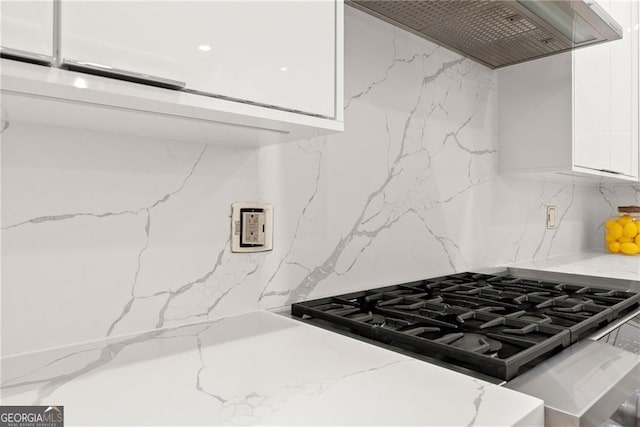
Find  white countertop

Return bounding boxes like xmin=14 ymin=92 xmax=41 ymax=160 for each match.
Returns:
xmin=6 ymin=249 xmax=639 ymax=427
xmin=1 ymin=310 xmax=544 ymax=426
xmin=510 ymin=250 xmax=640 ymax=283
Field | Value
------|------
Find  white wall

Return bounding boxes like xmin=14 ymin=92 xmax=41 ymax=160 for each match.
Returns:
xmin=1 ymin=7 xmax=602 ymax=356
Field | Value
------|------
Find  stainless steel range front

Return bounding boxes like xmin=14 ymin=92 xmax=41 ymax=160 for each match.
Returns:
xmin=291 ymin=270 xmax=640 ymax=426
xmin=598 ymin=311 xmax=640 ymax=427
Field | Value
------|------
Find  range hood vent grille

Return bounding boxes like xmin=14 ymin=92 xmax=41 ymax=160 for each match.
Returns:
xmin=349 ymin=0 xmax=622 ymax=69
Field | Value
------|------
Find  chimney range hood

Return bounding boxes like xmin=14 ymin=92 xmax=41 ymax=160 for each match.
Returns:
xmin=348 ymin=0 xmax=623 ymax=69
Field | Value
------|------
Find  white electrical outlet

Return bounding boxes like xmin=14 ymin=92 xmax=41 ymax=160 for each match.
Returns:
xmin=546 ymin=206 xmax=558 ymax=229
xmin=241 ymin=211 xmax=265 ymax=245
xmin=231 ymin=202 xmax=273 ymax=253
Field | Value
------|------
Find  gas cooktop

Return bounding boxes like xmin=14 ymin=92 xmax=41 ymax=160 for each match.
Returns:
xmin=291 ymin=272 xmax=640 ymax=381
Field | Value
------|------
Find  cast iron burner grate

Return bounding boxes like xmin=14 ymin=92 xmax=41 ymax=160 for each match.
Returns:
xmin=291 ymin=272 xmax=640 ymax=381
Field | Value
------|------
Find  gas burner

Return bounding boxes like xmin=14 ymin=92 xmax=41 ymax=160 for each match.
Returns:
xmin=436 ymin=332 xmax=502 ymax=354
xmin=292 ymin=272 xmax=640 ymax=381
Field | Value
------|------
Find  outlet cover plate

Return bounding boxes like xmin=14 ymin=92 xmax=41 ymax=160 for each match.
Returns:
xmin=231 ymin=202 xmax=273 ymax=253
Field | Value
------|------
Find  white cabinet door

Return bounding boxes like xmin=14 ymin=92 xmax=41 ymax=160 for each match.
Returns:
xmin=609 ymin=0 xmax=638 ymax=177
xmin=184 ymin=1 xmax=336 ymax=118
xmin=60 ymin=1 xmax=187 ymax=87
xmin=60 ymin=1 xmax=336 ymax=118
xmin=573 ymin=0 xmax=638 ymax=178
xmin=573 ymin=38 xmax=610 ymax=172
xmin=0 ymin=0 xmax=54 ymax=58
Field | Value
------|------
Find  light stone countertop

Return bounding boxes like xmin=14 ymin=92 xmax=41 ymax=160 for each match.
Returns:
xmin=5 ymin=249 xmax=639 ymax=427
xmin=0 ymin=310 xmax=544 ymax=427
xmin=509 ymin=250 xmax=640 ymax=283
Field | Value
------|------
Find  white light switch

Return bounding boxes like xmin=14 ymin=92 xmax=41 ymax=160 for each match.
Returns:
xmin=231 ymin=202 xmax=273 ymax=253
xmin=546 ymin=206 xmax=558 ymax=229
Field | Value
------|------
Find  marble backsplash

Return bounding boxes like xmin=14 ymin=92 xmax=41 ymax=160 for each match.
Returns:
xmin=596 ymin=184 xmax=640 ymax=217
xmin=1 ymin=8 xmax=606 ymax=356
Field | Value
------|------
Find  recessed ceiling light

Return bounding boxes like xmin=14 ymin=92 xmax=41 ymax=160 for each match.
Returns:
xmin=198 ymin=45 xmax=211 ymax=52
xmin=280 ymin=66 xmax=287 ymax=71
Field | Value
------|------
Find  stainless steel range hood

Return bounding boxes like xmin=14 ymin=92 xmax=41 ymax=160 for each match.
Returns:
xmin=348 ymin=0 xmax=623 ymax=69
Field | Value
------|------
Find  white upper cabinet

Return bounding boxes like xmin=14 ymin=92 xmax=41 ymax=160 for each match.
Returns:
xmin=606 ymin=0 xmax=638 ymax=177
xmin=572 ymin=25 xmax=610 ymax=172
xmin=573 ymin=0 xmax=638 ymax=177
xmin=498 ymin=0 xmax=639 ymax=182
xmin=0 ymin=0 xmax=54 ymax=61
xmin=1 ymin=1 xmax=343 ymax=147
xmin=60 ymin=1 xmax=337 ymax=118
xmin=186 ymin=1 xmax=336 ymax=118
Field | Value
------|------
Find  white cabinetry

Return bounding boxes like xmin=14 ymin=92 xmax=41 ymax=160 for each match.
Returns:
xmin=574 ymin=0 xmax=637 ymax=177
xmin=0 ymin=0 xmax=54 ymax=63
xmin=1 ymin=1 xmax=343 ymax=146
xmin=499 ymin=0 xmax=639 ymax=182
xmin=60 ymin=1 xmax=338 ymax=118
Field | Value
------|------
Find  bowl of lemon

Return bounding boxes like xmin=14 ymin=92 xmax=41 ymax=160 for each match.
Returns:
xmin=605 ymin=206 xmax=640 ymax=255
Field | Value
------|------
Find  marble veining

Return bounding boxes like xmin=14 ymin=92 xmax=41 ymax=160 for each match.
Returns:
xmin=595 ymin=182 xmax=640 ymax=217
xmin=258 ymin=141 xmax=325 ymax=303
xmin=1 ymin=311 xmax=543 ymax=426
xmin=343 ymin=33 xmax=438 ymax=111
xmin=467 ymin=380 xmax=487 ymax=427
xmin=2 ymin=7 xmax=605 ymax=356
xmin=280 ymin=66 xmax=495 ymax=304
xmin=2 ymin=145 xmax=207 ymax=231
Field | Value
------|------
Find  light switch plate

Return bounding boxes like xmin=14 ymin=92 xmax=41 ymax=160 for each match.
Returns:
xmin=546 ymin=205 xmax=558 ymax=229
xmin=231 ymin=202 xmax=273 ymax=253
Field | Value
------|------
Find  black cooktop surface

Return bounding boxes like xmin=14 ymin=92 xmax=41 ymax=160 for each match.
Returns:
xmin=291 ymin=272 xmax=640 ymax=381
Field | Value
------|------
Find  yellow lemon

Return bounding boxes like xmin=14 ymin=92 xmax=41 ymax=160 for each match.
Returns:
xmin=623 ymin=222 xmax=639 ymax=238
xmin=605 ymin=219 xmax=619 ymax=230
xmin=618 ymin=215 xmax=633 ymax=226
xmin=635 ymin=234 xmax=640 ymax=246
xmin=608 ymin=241 xmax=621 ymax=253
xmin=608 ymin=222 xmax=624 ymax=239
xmin=619 ymin=237 xmax=632 ymax=243
xmin=620 ymin=242 xmax=640 ymax=255
xmin=605 ymin=233 xmax=617 ymax=242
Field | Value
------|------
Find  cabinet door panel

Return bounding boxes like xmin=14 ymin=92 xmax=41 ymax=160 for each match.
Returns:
xmin=186 ymin=1 xmax=335 ymax=118
xmin=61 ymin=1 xmax=185 ymax=82
xmin=608 ymin=0 xmax=638 ymax=177
xmin=60 ymin=1 xmax=336 ymax=118
xmin=573 ymin=39 xmax=610 ymax=171
xmin=1 ymin=0 xmax=54 ymax=57
xmin=574 ymin=0 xmax=639 ymax=178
